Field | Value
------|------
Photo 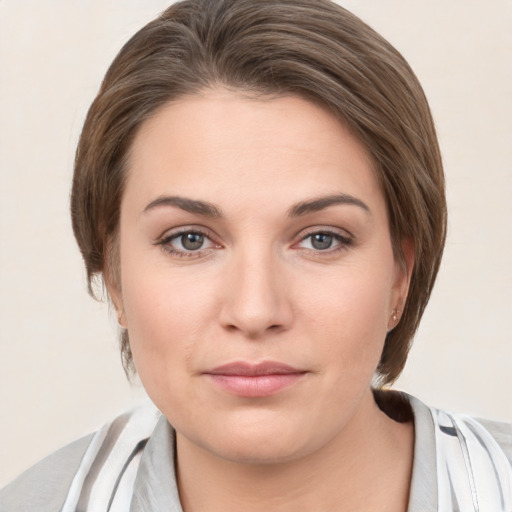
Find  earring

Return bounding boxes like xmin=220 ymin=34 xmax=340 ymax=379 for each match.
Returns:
xmin=388 ymin=308 xmax=400 ymax=331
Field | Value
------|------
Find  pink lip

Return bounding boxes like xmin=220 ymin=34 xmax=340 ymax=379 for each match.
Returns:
xmin=204 ymin=361 xmax=307 ymax=397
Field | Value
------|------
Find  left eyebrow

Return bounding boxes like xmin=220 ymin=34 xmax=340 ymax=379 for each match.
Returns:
xmin=288 ymin=194 xmax=371 ymax=217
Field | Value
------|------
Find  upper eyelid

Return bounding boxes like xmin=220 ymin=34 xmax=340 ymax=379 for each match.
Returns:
xmin=157 ymin=228 xmax=220 ymax=258
xmin=155 ymin=225 xmax=353 ymax=247
xmin=291 ymin=227 xmax=355 ymax=253
xmin=295 ymin=225 xmax=354 ymax=241
xmin=157 ymin=225 xmax=216 ymax=243
xmin=297 ymin=233 xmax=351 ymax=247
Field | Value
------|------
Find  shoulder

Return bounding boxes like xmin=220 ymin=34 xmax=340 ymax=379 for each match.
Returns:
xmin=402 ymin=392 xmax=512 ymax=462
xmin=399 ymin=392 xmax=512 ymax=511
xmin=0 ymin=403 xmax=161 ymax=512
xmin=469 ymin=416 xmax=512 ymax=465
xmin=408 ymin=393 xmax=512 ymax=467
xmin=432 ymin=408 xmax=512 ymax=506
xmin=430 ymin=406 xmax=512 ymax=464
xmin=0 ymin=434 xmax=93 ymax=512
xmin=421 ymin=399 xmax=512 ymax=508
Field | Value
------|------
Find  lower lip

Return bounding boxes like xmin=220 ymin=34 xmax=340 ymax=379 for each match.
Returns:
xmin=206 ymin=373 xmax=306 ymax=397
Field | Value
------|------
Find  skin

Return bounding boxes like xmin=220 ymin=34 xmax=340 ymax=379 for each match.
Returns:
xmin=111 ymin=89 xmax=415 ymax=511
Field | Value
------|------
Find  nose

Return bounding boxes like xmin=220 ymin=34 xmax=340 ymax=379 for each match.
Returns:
xmin=219 ymin=248 xmax=293 ymax=338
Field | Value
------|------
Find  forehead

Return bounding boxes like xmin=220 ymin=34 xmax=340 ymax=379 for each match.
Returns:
xmin=125 ymin=89 xmax=383 ymax=214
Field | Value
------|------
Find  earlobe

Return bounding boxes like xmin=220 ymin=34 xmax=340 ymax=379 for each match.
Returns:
xmin=118 ymin=312 xmax=127 ymax=328
xmin=105 ymin=276 xmax=127 ymax=328
xmin=387 ymin=308 xmax=401 ymax=331
xmin=103 ymin=268 xmax=126 ymax=329
xmin=106 ymin=281 xmax=127 ymax=328
xmin=103 ymin=237 xmax=127 ymax=327
xmin=110 ymin=289 xmax=127 ymax=328
xmin=114 ymin=301 xmax=127 ymax=328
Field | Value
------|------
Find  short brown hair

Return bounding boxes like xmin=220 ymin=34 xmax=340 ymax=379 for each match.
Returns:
xmin=71 ymin=0 xmax=447 ymax=385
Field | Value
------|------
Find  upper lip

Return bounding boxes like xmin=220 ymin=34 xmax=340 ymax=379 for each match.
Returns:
xmin=206 ymin=361 xmax=306 ymax=376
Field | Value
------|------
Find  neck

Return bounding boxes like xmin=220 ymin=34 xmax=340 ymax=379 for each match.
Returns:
xmin=176 ymin=390 xmax=414 ymax=512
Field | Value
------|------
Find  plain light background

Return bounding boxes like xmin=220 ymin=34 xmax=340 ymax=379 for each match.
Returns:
xmin=1 ymin=0 xmax=511 ymax=488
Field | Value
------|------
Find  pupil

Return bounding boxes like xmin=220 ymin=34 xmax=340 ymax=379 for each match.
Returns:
xmin=311 ymin=233 xmax=332 ymax=250
xmin=182 ymin=233 xmax=204 ymax=250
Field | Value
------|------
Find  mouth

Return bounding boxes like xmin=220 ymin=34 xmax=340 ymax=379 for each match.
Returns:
xmin=204 ymin=361 xmax=308 ymax=397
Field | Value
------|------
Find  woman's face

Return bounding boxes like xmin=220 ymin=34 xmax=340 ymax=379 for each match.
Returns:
xmin=114 ymin=89 xmax=410 ymax=464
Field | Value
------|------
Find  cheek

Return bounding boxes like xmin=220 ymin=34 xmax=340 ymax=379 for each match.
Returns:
xmin=121 ymin=270 xmax=210 ymax=416
xmin=298 ymin=255 xmax=395 ymax=370
xmin=118 ymin=240 xmax=213 ymax=381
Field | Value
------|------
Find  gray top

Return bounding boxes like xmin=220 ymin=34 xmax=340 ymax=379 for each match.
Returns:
xmin=1 ymin=392 xmax=511 ymax=511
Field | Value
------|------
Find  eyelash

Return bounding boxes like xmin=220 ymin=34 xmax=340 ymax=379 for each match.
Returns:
xmin=294 ymin=228 xmax=353 ymax=254
xmin=157 ymin=228 xmax=219 ymax=258
xmin=156 ymin=227 xmax=354 ymax=258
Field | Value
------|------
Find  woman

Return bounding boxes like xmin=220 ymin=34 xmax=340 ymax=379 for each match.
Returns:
xmin=1 ymin=0 xmax=511 ymax=510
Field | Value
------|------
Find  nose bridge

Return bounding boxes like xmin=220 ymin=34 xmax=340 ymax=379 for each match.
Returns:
xmin=220 ymin=241 xmax=292 ymax=337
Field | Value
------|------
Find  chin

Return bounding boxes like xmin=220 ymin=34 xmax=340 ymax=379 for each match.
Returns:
xmin=208 ymin=434 xmax=308 ymax=465
xmin=185 ymin=410 xmax=326 ymax=466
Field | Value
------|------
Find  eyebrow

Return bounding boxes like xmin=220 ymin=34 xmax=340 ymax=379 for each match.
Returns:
xmin=142 ymin=193 xmax=370 ymax=218
xmin=143 ymin=196 xmax=222 ymax=217
xmin=288 ymin=194 xmax=370 ymax=217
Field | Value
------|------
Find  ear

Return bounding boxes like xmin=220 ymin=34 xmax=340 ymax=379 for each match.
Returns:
xmin=103 ymin=242 xmax=127 ymax=329
xmin=398 ymin=237 xmax=415 ymax=299
xmin=105 ymin=276 xmax=127 ymax=328
xmin=389 ymin=237 xmax=415 ymax=327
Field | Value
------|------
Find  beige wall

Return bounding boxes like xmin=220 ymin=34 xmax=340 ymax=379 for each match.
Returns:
xmin=1 ymin=0 xmax=511 ymax=487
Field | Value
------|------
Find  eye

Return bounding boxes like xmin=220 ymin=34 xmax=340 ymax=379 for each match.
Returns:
xmin=296 ymin=230 xmax=352 ymax=252
xmin=309 ymin=233 xmax=335 ymax=250
xmin=158 ymin=228 xmax=219 ymax=257
xmin=175 ymin=232 xmax=206 ymax=251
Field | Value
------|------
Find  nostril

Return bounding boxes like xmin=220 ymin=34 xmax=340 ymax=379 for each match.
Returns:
xmin=223 ymin=323 xmax=282 ymax=333
xmin=218 ymin=274 xmax=294 ymax=337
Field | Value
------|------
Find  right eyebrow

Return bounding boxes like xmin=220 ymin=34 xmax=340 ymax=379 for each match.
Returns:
xmin=142 ymin=195 xmax=223 ymax=217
